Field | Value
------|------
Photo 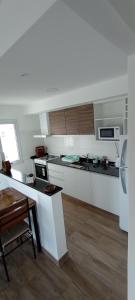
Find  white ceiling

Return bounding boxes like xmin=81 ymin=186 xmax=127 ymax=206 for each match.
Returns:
xmin=108 ymin=0 xmax=135 ymax=36
xmin=0 ymin=0 xmax=57 ymax=57
xmin=63 ymin=0 xmax=135 ymax=54
xmin=0 ymin=0 xmax=134 ymax=105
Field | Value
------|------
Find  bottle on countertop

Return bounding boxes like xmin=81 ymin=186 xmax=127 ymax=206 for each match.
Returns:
xmin=92 ymin=156 xmax=99 ymax=167
xmin=100 ymin=156 xmax=109 ymax=169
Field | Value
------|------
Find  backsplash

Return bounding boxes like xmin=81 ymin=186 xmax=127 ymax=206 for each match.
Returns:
xmin=45 ymin=135 xmax=118 ymax=162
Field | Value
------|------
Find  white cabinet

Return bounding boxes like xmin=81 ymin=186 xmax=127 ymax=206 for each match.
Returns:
xmin=39 ymin=112 xmax=50 ymax=136
xmin=48 ymin=163 xmax=120 ymax=215
xmin=94 ymin=97 xmax=128 ymax=139
xmin=64 ymin=167 xmax=119 ymax=215
xmin=64 ymin=167 xmax=91 ymax=203
xmin=89 ymin=172 xmax=119 ymax=215
xmin=48 ymin=163 xmax=64 ymax=188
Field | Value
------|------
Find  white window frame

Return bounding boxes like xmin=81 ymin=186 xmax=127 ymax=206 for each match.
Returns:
xmin=0 ymin=119 xmax=22 ymax=164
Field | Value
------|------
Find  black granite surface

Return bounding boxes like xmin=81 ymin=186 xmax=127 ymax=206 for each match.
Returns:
xmin=0 ymin=169 xmax=62 ymax=196
xmin=48 ymin=158 xmax=119 ymax=177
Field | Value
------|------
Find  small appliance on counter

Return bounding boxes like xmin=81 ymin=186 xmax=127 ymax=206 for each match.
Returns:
xmin=35 ymin=146 xmax=46 ymax=158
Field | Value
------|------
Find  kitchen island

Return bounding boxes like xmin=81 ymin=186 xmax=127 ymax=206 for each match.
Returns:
xmin=0 ymin=169 xmax=68 ymax=263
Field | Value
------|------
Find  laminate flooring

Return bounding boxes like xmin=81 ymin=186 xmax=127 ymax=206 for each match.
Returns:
xmin=0 ymin=193 xmax=128 ymax=300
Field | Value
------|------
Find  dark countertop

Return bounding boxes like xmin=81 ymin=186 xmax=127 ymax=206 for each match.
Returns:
xmin=0 ymin=169 xmax=62 ymax=196
xmin=48 ymin=158 xmax=119 ymax=178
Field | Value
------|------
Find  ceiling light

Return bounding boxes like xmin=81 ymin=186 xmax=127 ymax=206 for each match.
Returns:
xmin=46 ymin=87 xmax=59 ymax=93
xmin=20 ymin=73 xmax=30 ymax=77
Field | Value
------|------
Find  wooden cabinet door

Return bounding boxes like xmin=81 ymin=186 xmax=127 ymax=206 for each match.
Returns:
xmin=65 ymin=107 xmax=79 ymax=134
xmin=49 ymin=110 xmax=66 ymax=135
xmin=49 ymin=104 xmax=95 ymax=135
xmin=78 ymin=104 xmax=95 ymax=134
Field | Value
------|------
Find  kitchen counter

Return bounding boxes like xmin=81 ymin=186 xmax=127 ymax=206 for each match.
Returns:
xmin=0 ymin=169 xmax=62 ymax=196
xmin=48 ymin=157 xmax=119 ymax=178
xmin=0 ymin=169 xmax=67 ymax=262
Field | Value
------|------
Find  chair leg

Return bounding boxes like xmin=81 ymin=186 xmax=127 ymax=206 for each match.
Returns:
xmin=0 ymin=239 xmax=10 ymax=282
xmin=1 ymin=254 xmax=10 ymax=282
xmin=31 ymin=236 xmax=36 ymax=259
xmin=20 ymin=236 xmax=23 ymax=245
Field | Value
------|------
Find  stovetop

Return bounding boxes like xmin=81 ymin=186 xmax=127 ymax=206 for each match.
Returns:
xmin=34 ymin=155 xmax=58 ymax=165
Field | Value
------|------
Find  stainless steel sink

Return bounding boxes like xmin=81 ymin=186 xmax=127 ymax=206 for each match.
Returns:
xmin=71 ymin=161 xmax=91 ymax=168
xmin=69 ymin=163 xmax=83 ymax=169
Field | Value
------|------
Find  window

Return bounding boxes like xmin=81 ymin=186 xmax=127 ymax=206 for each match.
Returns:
xmin=0 ymin=123 xmax=20 ymax=163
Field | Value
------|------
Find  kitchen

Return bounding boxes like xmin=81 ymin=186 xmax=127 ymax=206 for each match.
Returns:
xmin=0 ymin=0 xmax=132 ymax=299
xmin=32 ymin=98 xmax=128 ymax=225
xmin=0 ymin=97 xmax=128 ymax=296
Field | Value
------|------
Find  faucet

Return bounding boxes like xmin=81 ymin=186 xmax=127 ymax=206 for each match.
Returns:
xmin=82 ymin=153 xmax=89 ymax=162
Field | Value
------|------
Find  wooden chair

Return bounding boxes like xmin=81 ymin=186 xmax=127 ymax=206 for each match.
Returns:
xmin=0 ymin=197 xmax=36 ymax=281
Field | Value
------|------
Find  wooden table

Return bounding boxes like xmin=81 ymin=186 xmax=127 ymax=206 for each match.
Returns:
xmin=0 ymin=188 xmax=42 ymax=252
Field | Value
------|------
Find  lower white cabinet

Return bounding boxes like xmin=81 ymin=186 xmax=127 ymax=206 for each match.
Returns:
xmin=64 ymin=167 xmax=91 ymax=203
xmin=48 ymin=163 xmax=119 ymax=215
xmin=89 ymin=172 xmax=119 ymax=215
xmin=48 ymin=163 xmax=64 ymax=188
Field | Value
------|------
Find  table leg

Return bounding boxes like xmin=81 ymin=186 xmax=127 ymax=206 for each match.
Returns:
xmin=31 ymin=205 xmax=42 ymax=252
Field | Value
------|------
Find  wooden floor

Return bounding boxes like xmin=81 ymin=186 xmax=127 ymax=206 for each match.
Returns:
xmin=0 ymin=193 xmax=128 ymax=300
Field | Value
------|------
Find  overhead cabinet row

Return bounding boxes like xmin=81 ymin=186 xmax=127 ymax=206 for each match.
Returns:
xmin=40 ymin=104 xmax=95 ymax=135
xmin=39 ymin=98 xmax=127 ymax=136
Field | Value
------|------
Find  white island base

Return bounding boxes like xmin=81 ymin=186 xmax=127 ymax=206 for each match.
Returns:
xmin=0 ymin=172 xmax=68 ymax=264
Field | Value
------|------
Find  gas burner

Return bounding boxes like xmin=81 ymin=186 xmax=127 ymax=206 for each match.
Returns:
xmin=34 ymin=155 xmax=57 ymax=166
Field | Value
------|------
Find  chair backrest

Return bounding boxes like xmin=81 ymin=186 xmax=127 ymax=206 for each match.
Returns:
xmin=0 ymin=197 xmax=29 ymax=234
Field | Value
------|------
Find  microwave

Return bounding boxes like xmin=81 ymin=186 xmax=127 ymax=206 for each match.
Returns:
xmin=98 ymin=126 xmax=120 ymax=140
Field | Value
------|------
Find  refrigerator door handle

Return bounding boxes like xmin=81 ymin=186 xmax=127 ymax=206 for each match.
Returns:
xmin=120 ymin=168 xmax=127 ymax=194
xmin=120 ymin=139 xmax=127 ymax=167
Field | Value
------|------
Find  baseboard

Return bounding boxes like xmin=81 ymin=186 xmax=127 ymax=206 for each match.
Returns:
xmin=62 ymin=192 xmax=118 ymax=220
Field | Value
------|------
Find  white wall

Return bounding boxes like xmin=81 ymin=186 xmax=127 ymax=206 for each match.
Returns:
xmin=24 ymin=75 xmax=127 ymax=163
xmin=0 ymin=105 xmax=42 ymax=173
xmin=25 ymin=75 xmax=128 ymax=114
xmin=128 ymin=55 xmax=135 ymax=300
xmin=45 ymin=135 xmax=118 ymax=161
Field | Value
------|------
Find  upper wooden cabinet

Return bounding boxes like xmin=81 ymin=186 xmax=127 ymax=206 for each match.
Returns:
xmin=77 ymin=104 xmax=94 ymax=134
xmin=65 ymin=107 xmax=79 ymax=134
xmin=49 ymin=104 xmax=94 ymax=135
xmin=49 ymin=110 xmax=66 ymax=135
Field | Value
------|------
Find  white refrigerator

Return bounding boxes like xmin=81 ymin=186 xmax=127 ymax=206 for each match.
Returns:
xmin=0 ymin=138 xmax=3 ymax=169
xmin=119 ymin=135 xmax=128 ymax=232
